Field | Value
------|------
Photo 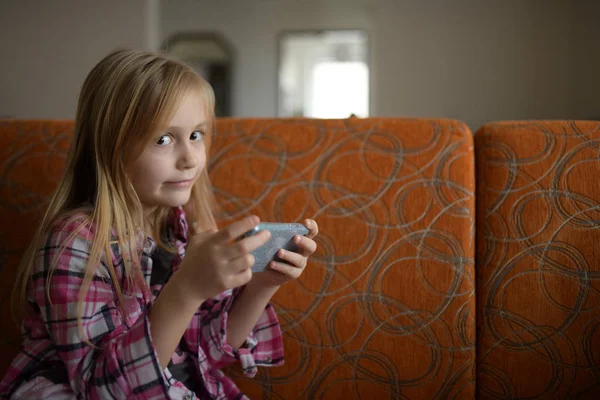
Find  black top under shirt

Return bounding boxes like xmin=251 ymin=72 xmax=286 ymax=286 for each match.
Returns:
xmin=150 ymin=245 xmax=208 ymax=397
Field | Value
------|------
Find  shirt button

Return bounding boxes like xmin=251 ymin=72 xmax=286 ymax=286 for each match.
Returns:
xmin=264 ymin=356 xmax=272 ymax=362
xmin=183 ymin=395 xmax=193 ymax=400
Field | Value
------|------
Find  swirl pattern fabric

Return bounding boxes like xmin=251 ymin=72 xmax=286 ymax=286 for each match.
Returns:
xmin=0 ymin=118 xmax=476 ymax=399
xmin=0 ymin=120 xmax=73 ymax=375
xmin=475 ymin=121 xmax=600 ymax=400
xmin=211 ymin=118 xmax=476 ymax=399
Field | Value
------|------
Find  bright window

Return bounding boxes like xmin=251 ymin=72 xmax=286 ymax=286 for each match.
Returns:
xmin=278 ymin=30 xmax=369 ymax=118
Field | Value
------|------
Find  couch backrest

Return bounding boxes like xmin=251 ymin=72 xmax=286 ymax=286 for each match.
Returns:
xmin=210 ymin=118 xmax=476 ymax=399
xmin=0 ymin=120 xmax=73 ymax=369
xmin=0 ymin=118 xmax=476 ymax=398
xmin=474 ymin=121 xmax=600 ymax=399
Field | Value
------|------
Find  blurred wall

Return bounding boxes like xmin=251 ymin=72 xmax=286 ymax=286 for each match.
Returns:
xmin=0 ymin=0 xmax=597 ymax=127
xmin=0 ymin=0 xmax=158 ymax=119
xmin=162 ymin=0 xmax=584 ymax=128
xmin=572 ymin=0 xmax=600 ymax=120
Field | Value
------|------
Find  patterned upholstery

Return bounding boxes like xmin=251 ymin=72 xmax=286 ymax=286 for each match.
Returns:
xmin=0 ymin=118 xmax=476 ymax=398
xmin=475 ymin=121 xmax=600 ymax=400
xmin=212 ymin=119 xmax=476 ymax=399
xmin=0 ymin=120 xmax=73 ymax=374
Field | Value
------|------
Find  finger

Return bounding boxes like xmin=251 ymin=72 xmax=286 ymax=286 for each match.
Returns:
xmin=276 ymin=248 xmax=307 ymax=269
xmin=226 ymin=229 xmax=270 ymax=259
xmin=227 ymin=253 xmax=256 ymax=274
xmin=293 ymin=235 xmax=317 ymax=257
xmin=229 ymin=265 xmax=253 ymax=288
xmin=191 ymin=221 xmax=201 ymax=235
xmin=190 ymin=228 xmax=218 ymax=243
xmin=269 ymin=260 xmax=303 ymax=277
xmin=212 ymin=215 xmax=260 ymax=244
xmin=304 ymin=219 xmax=319 ymax=239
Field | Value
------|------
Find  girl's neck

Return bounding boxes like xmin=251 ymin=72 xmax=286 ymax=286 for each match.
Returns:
xmin=145 ymin=219 xmax=154 ymax=240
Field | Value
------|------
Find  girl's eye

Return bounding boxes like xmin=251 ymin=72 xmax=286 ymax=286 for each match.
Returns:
xmin=156 ymin=134 xmax=172 ymax=146
xmin=191 ymin=130 xmax=204 ymax=141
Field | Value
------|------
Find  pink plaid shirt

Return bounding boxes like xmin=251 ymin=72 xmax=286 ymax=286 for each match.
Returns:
xmin=0 ymin=207 xmax=284 ymax=399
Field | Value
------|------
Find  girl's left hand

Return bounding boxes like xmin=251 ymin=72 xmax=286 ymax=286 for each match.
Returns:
xmin=250 ymin=219 xmax=319 ymax=288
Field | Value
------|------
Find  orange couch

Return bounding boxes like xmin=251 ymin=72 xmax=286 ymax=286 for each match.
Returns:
xmin=0 ymin=118 xmax=598 ymax=399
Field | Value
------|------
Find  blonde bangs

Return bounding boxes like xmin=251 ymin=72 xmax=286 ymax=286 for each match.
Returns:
xmin=124 ymin=59 xmax=215 ymax=162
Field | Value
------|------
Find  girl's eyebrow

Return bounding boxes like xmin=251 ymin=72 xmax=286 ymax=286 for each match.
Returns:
xmin=164 ymin=121 xmax=207 ymax=131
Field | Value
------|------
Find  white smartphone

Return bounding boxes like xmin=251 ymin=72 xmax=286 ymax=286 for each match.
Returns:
xmin=239 ymin=223 xmax=310 ymax=273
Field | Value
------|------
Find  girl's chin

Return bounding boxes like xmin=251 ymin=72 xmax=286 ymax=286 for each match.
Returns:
xmin=142 ymin=194 xmax=192 ymax=211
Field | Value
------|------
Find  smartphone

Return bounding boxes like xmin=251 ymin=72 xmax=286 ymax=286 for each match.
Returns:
xmin=239 ymin=223 xmax=310 ymax=273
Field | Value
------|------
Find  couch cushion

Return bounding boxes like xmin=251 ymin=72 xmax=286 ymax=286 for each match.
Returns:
xmin=213 ymin=118 xmax=476 ymax=399
xmin=0 ymin=118 xmax=476 ymax=398
xmin=475 ymin=121 xmax=600 ymax=399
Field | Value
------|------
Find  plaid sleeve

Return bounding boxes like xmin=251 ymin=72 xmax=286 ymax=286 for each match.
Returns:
xmin=182 ymin=288 xmax=284 ymax=379
xmin=31 ymin=223 xmax=170 ymax=399
xmin=172 ymin=207 xmax=284 ymax=378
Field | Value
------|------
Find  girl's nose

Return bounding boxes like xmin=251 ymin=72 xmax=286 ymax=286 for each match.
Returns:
xmin=177 ymin=143 xmax=198 ymax=170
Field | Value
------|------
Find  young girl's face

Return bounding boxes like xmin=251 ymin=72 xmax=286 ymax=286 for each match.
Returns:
xmin=127 ymin=91 xmax=208 ymax=216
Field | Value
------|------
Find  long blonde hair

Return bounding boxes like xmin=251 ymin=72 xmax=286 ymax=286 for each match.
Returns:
xmin=12 ymin=49 xmax=217 ymax=342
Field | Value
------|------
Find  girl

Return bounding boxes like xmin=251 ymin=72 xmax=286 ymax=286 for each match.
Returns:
xmin=0 ymin=49 xmax=318 ymax=399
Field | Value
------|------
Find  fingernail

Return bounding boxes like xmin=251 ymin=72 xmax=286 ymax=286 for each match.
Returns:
xmin=279 ymin=249 xmax=285 ymax=257
xmin=294 ymin=235 xmax=301 ymax=243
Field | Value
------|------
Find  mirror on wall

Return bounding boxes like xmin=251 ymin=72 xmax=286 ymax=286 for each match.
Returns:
xmin=278 ymin=30 xmax=369 ymax=118
xmin=163 ymin=33 xmax=233 ymax=117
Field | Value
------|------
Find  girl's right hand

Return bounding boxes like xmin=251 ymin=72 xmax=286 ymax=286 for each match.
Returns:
xmin=176 ymin=216 xmax=270 ymax=302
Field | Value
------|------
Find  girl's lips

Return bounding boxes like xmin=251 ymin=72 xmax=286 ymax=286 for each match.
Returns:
xmin=165 ymin=179 xmax=194 ymax=188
